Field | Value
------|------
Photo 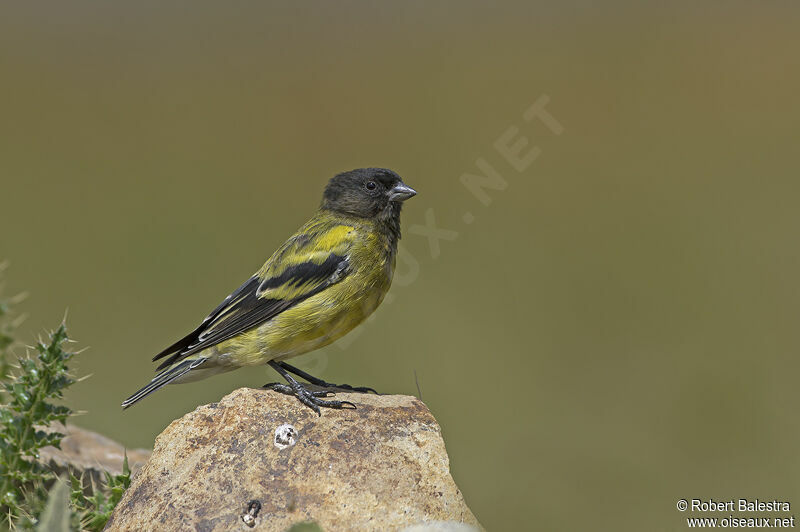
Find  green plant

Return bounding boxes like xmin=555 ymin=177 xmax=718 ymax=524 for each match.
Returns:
xmin=36 ymin=479 xmax=70 ymax=532
xmin=0 ymin=270 xmax=131 ymax=530
xmin=69 ymin=455 xmax=131 ymax=531
xmin=0 ymin=324 xmax=75 ymax=527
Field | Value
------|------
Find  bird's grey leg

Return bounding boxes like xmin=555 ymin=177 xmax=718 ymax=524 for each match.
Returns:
xmin=264 ymin=361 xmax=356 ymax=416
xmin=277 ymin=362 xmax=379 ymax=394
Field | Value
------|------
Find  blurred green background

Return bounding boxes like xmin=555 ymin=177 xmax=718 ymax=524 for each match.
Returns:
xmin=2 ymin=1 xmax=799 ymax=530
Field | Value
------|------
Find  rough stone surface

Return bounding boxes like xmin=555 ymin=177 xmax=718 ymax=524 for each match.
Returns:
xmin=38 ymin=423 xmax=151 ymax=483
xmin=105 ymin=388 xmax=481 ymax=531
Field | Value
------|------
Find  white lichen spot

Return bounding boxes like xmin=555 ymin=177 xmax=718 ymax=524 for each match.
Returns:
xmin=274 ymin=424 xmax=298 ymax=449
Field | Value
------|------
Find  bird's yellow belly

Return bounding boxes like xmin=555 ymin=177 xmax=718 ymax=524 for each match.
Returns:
xmin=213 ymin=275 xmax=388 ymax=367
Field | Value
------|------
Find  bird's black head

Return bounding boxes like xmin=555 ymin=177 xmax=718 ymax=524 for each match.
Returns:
xmin=322 ymin=168 xmax=416 ymax=220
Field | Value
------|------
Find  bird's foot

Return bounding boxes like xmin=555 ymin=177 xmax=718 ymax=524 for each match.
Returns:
xmin=278 ymin=362 xmax=379 ymax=394
xmin=262 ymin=382 xmax=356 ymax=416
xmin=262 ymin=382 xmax=332 ymax=397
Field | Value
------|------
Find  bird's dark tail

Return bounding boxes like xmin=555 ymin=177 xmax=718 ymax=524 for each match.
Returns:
xmin=121 ymin=358 xmax=206 ymax=409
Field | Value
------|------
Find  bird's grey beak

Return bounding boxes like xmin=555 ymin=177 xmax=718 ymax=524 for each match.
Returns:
xmin=388 ymin=183 xmax=417 ymax=202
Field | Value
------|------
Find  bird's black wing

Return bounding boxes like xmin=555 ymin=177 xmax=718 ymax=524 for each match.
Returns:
xmin=152 ymin=251 xmax=351 ymax=371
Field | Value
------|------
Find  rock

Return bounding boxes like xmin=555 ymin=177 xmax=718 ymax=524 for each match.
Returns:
xmin=38 ymin=423 xmax=151 ymax=484
xmin=105 ymin=388 xmax=481 ymax=531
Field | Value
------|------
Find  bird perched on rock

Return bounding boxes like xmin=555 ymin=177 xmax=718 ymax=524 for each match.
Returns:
xmin=122 ymin=168 xmax=416 ymax=414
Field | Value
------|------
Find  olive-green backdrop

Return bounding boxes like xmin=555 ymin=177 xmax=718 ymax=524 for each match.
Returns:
xmin=2 ymin=2 xmax=799 ymax=530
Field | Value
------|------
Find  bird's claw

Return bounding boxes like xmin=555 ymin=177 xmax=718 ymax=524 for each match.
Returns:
xmin=263 ymin=381 xmax=356 ymax=415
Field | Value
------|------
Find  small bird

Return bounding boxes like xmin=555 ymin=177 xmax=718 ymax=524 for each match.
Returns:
xmin=122 ymin=168 xmax=416 ymax=414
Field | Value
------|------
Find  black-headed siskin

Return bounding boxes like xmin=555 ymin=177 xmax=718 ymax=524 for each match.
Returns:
xmin=122 ymin=168 xmax=416 ymax=414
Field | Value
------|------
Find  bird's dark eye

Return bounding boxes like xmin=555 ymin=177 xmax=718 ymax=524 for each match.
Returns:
xmin=365 ymin=181 xmax=377 ymax=191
